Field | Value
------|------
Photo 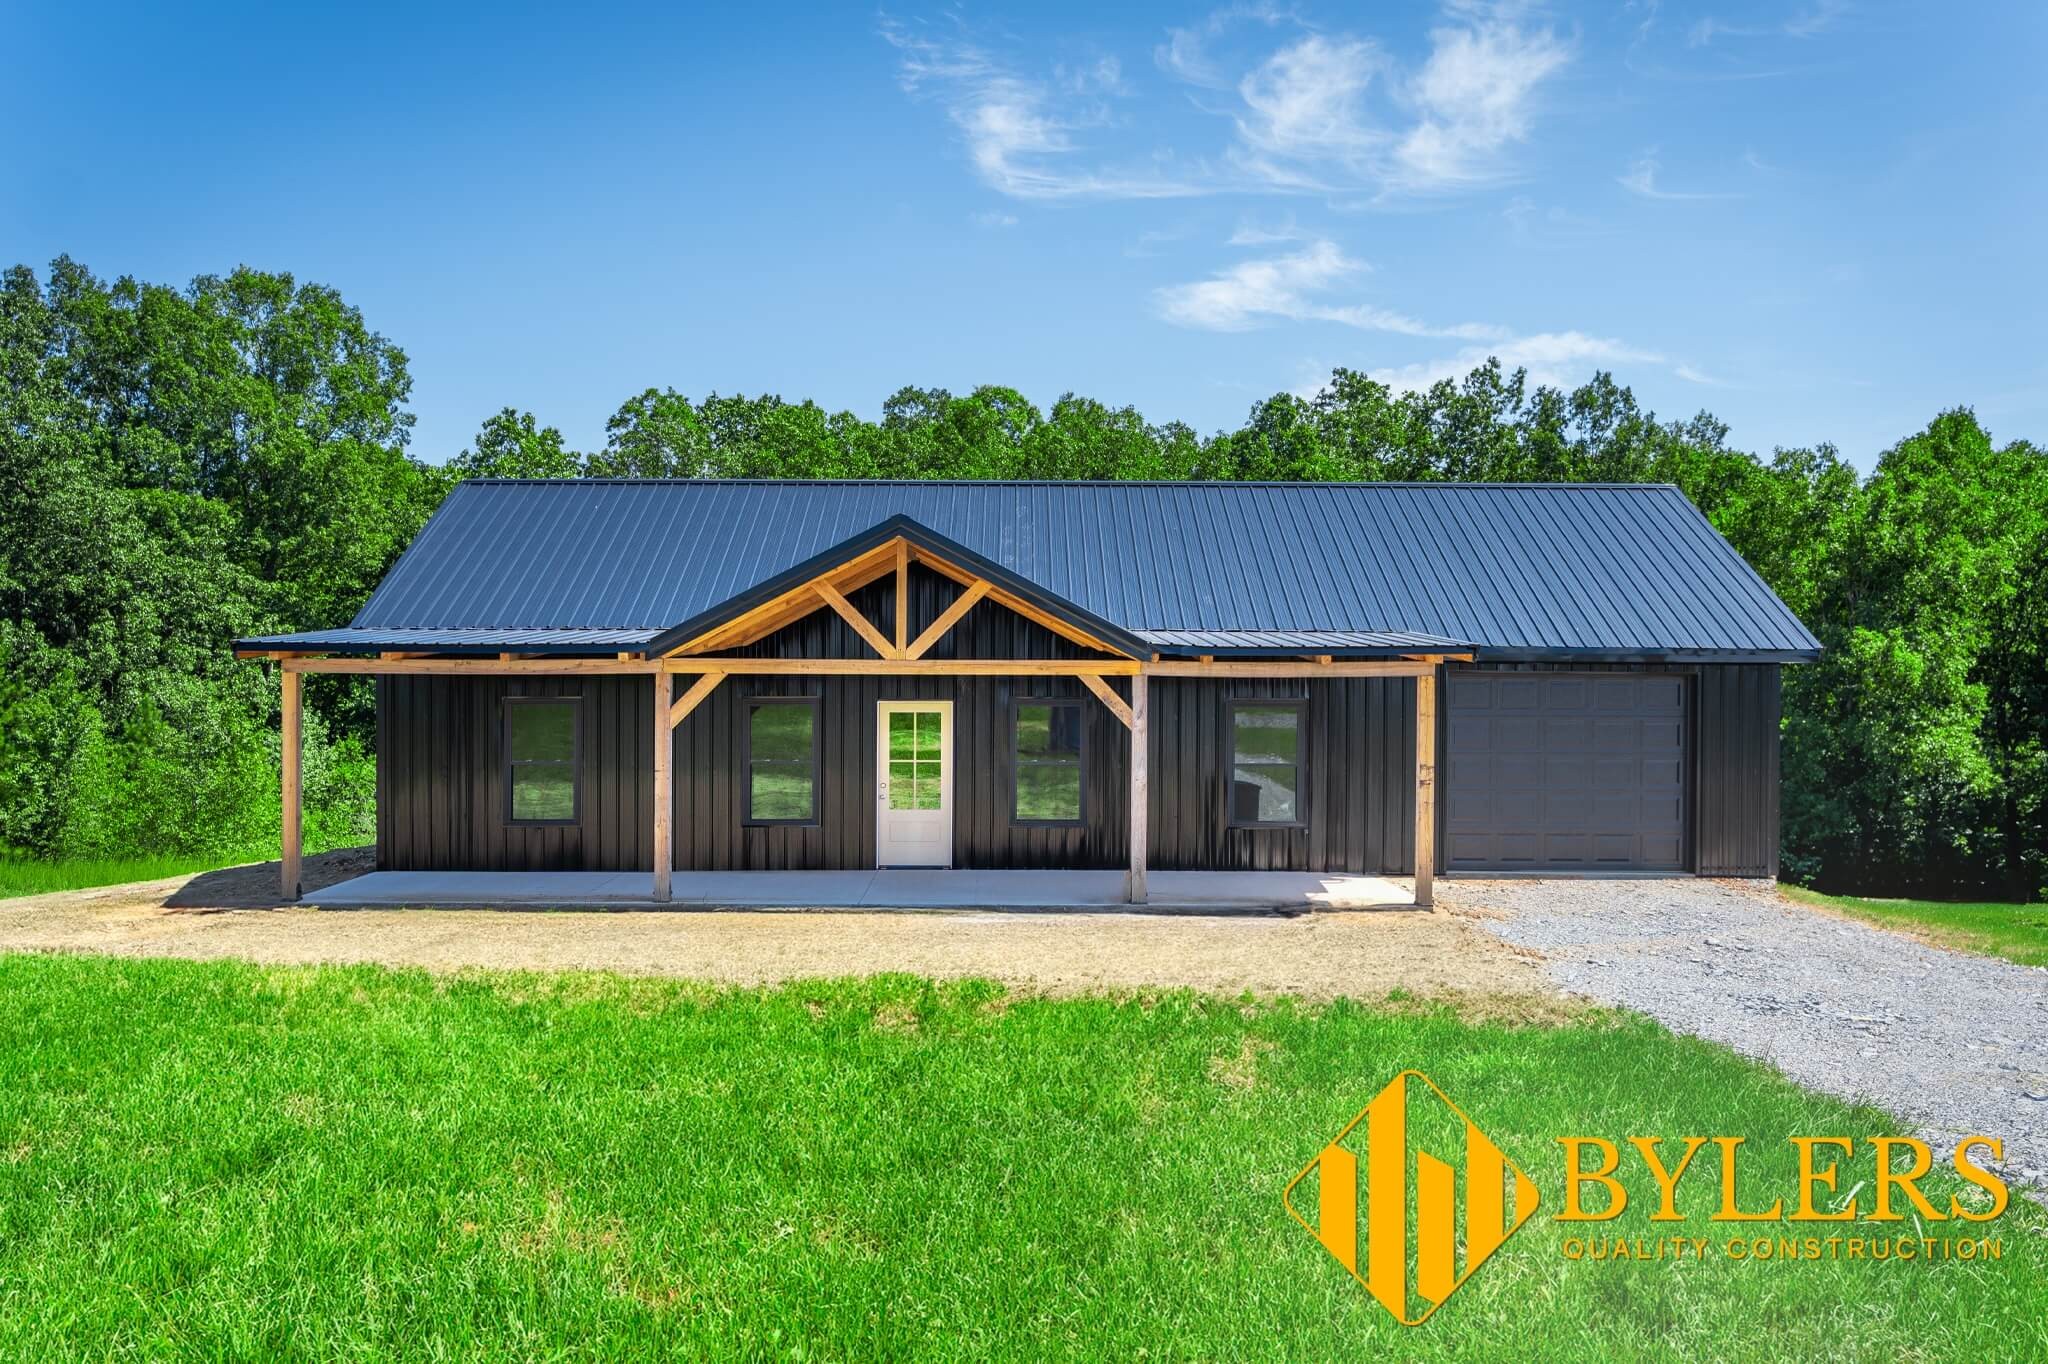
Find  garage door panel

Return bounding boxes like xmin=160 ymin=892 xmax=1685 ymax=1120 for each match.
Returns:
xmin=1545 ymin=755 xmax=1591 ymax=786
xmin=1496 ymin=678 xmax=1541 ymax=709
xmin=1445 ymin=671 xmax=1689 ymax=872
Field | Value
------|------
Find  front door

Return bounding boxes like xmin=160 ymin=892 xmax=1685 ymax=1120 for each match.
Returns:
xmin=876 ymin=700 xmax=953 ymax=867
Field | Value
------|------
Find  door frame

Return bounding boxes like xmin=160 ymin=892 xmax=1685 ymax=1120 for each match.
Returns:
xmin=874 ymin=699 xmax=955 ymax=868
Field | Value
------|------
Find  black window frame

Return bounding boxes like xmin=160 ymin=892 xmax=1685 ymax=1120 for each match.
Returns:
xmin=1011 ymin=696 xmax=1087 ymax=827
xmin=1225 ymin=698 xmax=1308 ymax=830
xmin=502 ymin=695 xmax=582 ymax=827
xmin=744 ymin=695 xmax=821 ymax=827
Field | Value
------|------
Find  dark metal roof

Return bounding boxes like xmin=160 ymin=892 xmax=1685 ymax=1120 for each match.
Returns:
xmin=241 ymin=480 xmax=1821 ymax=660
xmin=237 ymin=627 xmax=660 ymax=655
xmin=1136 ymin=629 xmax=1472 ymax=657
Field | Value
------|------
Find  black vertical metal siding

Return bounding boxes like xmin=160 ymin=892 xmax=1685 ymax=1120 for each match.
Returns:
xmin=376 ymin=565 xmax=1420 ymax=874
xmin=376 ymin=673 xmax=653 ymax=871
xmin=1694 ymin=664 xmax=1782 ymax=878
xmin=1147 ymin=677 xmax=1414 ymax=874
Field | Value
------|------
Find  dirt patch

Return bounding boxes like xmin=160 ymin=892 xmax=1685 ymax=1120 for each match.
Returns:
xmin=0 ymin=852 xmax=1559 ymax=1008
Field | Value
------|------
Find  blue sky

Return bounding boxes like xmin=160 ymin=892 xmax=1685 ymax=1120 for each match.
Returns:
xmin=4 ymin=1 xmax=2042 ymax=470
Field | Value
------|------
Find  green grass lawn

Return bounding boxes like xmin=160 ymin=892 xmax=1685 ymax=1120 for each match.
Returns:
xmin=0 ymin=853 xmax=253 ymax=899
xmin=0 ymin=956 xmax=2038 ymax=1361
xmin=1782 ymin=884 xmax=2048 ymax=967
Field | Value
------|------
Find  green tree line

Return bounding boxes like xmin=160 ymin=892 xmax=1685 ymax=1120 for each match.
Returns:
xmin=2 ymin=259 xmax=2041 ymax=897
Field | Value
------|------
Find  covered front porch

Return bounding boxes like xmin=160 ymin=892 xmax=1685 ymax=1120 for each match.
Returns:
xmin=300 ymin=868 xmax=1416 ymax=911
xmin=248 ymin=523 xmax=1466 ymax=910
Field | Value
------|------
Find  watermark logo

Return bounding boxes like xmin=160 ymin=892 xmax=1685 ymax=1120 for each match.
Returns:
xmin=1282 ymin=1069 xmax=1539 ymax=1326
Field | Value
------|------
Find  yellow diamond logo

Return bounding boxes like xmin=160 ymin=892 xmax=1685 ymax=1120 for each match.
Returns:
xmin=1283 ymin=1069 xmax=1539 ymax=1325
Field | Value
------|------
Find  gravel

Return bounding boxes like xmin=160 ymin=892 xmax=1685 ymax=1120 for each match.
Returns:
xmin=1448 ymin=876 xmax=2048 ymax=1192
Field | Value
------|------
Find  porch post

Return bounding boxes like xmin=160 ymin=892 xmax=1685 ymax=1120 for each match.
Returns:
xmin=1127 ymin=672 xmax=1148 ymax=904
xmin=1414 ymin=668 xmax=1436 ymax=909
xmin=653 ymin=669 xmax=672 ymax=903
xmin=280 ymin=667 xmax=302 ymax=901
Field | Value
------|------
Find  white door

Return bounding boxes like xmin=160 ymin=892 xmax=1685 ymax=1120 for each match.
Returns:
xmin=876 ymin=700 xmax=954 ymax=867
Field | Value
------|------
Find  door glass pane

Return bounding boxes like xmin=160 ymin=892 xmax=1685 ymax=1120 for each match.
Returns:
xmin=1233 ymin=706 xmax=1299 ymax=764
xmin=888 ymin=711 xmax=918 ymax=760
xmin=914 ymin=711 xmax=942 ymax=758
xmin=888 ymin=759 xmax=919 ymax=809
xmin=512 ymin=766 xmax=575 ymax=821
xmin=750 ymin=764 xmax=813 ymax=821
xmin=508 ymin=701 xmax=575 ymax=762
xmin=911 ymin=764 xmax=942 ymax=810
xmin=750 ymin=703 xmax=813 ymax=760
xmin=1231 ymin=764 xmax=1299 ymax=824
xmin=1016 ymin=763 xmax=1081 ymax=821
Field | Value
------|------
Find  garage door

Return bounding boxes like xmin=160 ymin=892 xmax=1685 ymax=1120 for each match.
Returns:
xmin=1445 ymin=672 xmax=1687 ymax=871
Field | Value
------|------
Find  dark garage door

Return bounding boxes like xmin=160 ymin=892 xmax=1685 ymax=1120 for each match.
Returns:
xmin=1445 ymin=672 xmax=1687 ymax=871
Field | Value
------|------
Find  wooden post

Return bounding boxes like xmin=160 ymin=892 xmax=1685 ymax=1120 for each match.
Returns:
xmin=653 ymin=671 xmax=672 ymax=904
xmin=1127 ymin=672 xmax=1149 ymax=904
xmin=1414 ymin=669 xmax=1437 ymax=910
xmin=893 ymin=538 xmax=910 ymax=655
xmin=281 ymin=668 xmax=302 ymax=901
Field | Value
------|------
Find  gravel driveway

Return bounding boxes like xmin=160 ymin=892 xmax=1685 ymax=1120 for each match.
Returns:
xmin=1449 ymin=876 xmax=2048 ymax=1191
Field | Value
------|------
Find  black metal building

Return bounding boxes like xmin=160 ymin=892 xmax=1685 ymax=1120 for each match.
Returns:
xmin=243 ymin=480 xmax=1819 ymax=899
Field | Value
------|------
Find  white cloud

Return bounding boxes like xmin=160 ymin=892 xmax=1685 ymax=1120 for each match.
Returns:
xmin=1618 ymin=152 xmax=1738 ymax=200
xmin=1231 ymin=35 xmax=1388 ymax=185
xmin=1673 ymin=363 xmax=1725 ymax=385
xmin=1393 ymin=16 xmax=1570 ymax=188
xmin=1155 ymin=240 xmax=1506 ymax=339
xmin=1227 ymin=215 xmax=1311 ymax=245
xmin=887 ymin=3 xmax=1571 ymax=202
xmin=1690 ymin=0 xmax=1847 ymax=46
xmin=1361 ymin=331 xmax=1665 ymax=394
xmin=881 ymin=18 xmax=1200 ymax=200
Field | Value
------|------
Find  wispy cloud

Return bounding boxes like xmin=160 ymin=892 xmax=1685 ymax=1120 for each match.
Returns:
xmin=1392 ymin=12 xmax=1571 ymax=189
xmin=1353 ymin=331 xmax=1667 ymax=395
xmin=886 ymin=3 xmax=1571 ymax=202
xmin=1155 ymin=240 xmax=1505 ymax=338
xmin=1618 ymin=152 xmax=1739 ymax=200
xmin=881 ymin=17 xmax=1200 ymax=200
xmin=1690 ymin=0 xmax=1848 ymax=46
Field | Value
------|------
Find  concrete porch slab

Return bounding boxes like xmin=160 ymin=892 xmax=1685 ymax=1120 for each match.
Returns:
xmin=299 ymin=868 xmax=1414 ymax=912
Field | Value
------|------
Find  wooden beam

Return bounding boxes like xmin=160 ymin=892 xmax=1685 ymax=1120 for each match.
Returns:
xmin=653 ymin=671 xmax=672 ymax=904
xmin=1313 ymin=655 xmax=1334 ymax=665
xmin=1144 ymin=660 xmax=1438 ymax=678
xmin=1414 ymin=669 xmax=1437 ymax=911
xmin=1127 ymin=672 xmax=1148 ymax=904
xmin=378 ymin=651 xmax=438 ymax=661
xmin=281 ymin=669 xmax=301 ymax=902
xmin=905 ymin=580 xmax=991 ymax=660
xmin=813 ymin=580 xmax=900 ymax=659
xmin=667 ymin=539 xmax=903 ymax=655
xmin=667 ymin=657 xmax=1139 ymax=676
xmin=908 ymin=549 xmax=1133 ymax=658
xmin=893 ymin=539 xmax=910 ymax=655
xmin=668 ymin=670 xmax=724 ymax=728
xmin=1078 ymin=672 xmax=1133 ymax=729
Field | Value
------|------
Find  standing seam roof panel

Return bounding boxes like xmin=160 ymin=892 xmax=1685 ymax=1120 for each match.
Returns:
xmin=338 ymin=481 xmax=1819 ymax=657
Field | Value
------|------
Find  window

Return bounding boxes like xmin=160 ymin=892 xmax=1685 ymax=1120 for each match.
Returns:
xmin=747 ymin=698 xmax=818 ymax=824
xmin=1228 ymin=701 xmax=1304 ymax=827
xmin=1013 ymin=699 xmax=1084 ymax=824
xmin=504 ymin=697 xmax=579 ymax=824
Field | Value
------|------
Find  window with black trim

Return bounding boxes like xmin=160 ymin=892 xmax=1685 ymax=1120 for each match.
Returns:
xmin=504 ymin=696 xmax=580 ymax=824
xmin=746 ymin=697 xmax=819 ymax=824
xmin=1227 ymin=700 xmax=1304 ymax=827
xmin=1013 ymin=698 xmax=1084 ymax=824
